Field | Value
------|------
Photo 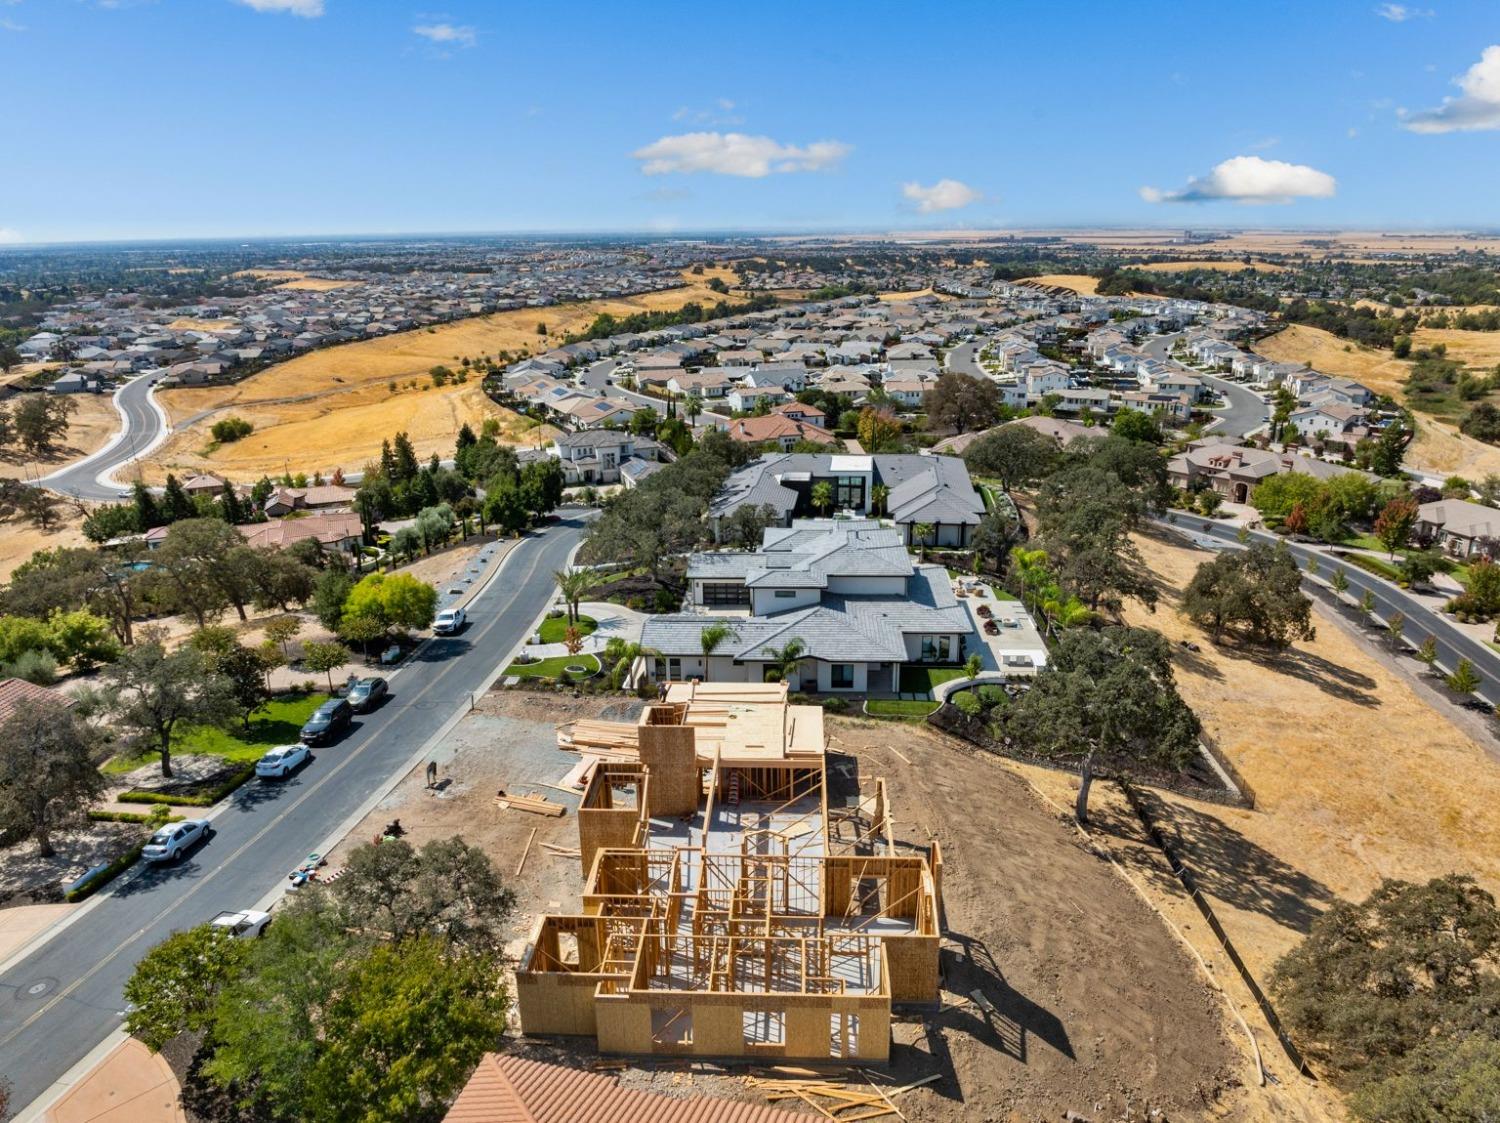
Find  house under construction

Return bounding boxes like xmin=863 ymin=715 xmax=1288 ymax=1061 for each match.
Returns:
xmin=516 ymin=682 xmax=943 ymax=1064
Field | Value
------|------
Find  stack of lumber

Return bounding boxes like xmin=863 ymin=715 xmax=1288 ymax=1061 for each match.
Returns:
xmin=558 ymin=720 xmax=640 ymax=758
xmin=494 ymin=793 xmax=566 ymax=817
xmin=558 ymin=754 xmax=603 ymax=792
xmin=745 ymin=1071 xmax=941 ymax=1121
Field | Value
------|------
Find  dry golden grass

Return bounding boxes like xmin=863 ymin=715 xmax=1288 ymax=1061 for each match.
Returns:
xmin=142 ymin=269 xmax=737 ymax=480
xmin=278 ymin=277 xmax=361 ymax=292
xmin=0 ymin=516 xmax=89 ymax=582
xmin=1134 ymin=260 xmax=1289 ymax=274
xmin=1414 ymin=326 xmax=1500 ymax=370
xmin=145 ymin=382 xmax=549 ymax=482
xmin=0 ymin=394 xmax=120 ymax=483
xmin=876 ymin=288 xmax=956 ymax=303
xmin=1256 ymin=323 xmax=1500 ymax=475
xmin=1256 ymin=323 xmax=1412 ymax=398
xmin=1124 ymin=530 xmax=1500 ymax=977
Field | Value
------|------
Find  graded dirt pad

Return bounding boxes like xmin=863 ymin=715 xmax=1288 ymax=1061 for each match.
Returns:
xmin=334 ymin=691 xmax=1243 ymax=1121
xmin=1254 ymin=323 xmax=1500 ymax=476
xmin=1022 ymin=273 xmax=1100 ymax=295
xmin=1123 ymin=530 xmax=1500 ymax=983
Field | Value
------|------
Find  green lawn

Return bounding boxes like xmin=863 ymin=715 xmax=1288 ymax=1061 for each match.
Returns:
xmin=505 ymin=653 xmax=601 ymax=680
xmin=539 ymin=614 xmax=597 ymax=643
xmin=104 ymin=693 xmax=328 ymax=774
xmin=865 ymin=699 xmax=939 ymax=719
xmin=898 ymin=665 xmax=969 ymax=695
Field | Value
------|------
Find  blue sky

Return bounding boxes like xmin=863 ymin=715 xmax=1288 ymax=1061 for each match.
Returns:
xmin=2 ymin=0 xmax=1499 ymax=243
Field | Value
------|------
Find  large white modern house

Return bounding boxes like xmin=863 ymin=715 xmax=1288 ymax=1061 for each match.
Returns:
xmin=638 ymin=519 xmax=974 ymax=693
xmin=709 ymin=453 xmax=986 ymax=547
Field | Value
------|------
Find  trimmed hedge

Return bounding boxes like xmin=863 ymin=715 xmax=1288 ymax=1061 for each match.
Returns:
xmin=65 ymin=841 xmax=147 ymax=902
xmin=117 ymin=764 xmax=257 ymax=807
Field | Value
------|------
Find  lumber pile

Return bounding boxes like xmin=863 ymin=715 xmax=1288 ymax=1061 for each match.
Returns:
xmin=558 ymin=720 xmax=640 ymax=758
xmin=494 ymin=793 xmax=566 ymax=817
xmin=745 ymin=1071 xmax=939 ymax=1120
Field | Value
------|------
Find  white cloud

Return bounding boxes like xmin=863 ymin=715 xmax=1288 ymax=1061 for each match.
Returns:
xmin=1140 ymin=155 xmax=1336 ymax=205
xmin=632 ymin=132 xmax=851 ymax=177
xmin=1402 ymin=44 xmax=1500 ymax=132
xmin=0 ymin=228 xmax=25 ymax=244
xmin=233 ymin=0 xmax=324 ymax=15
xmin=0 ymin=15 xmax=23 ymax=30
xmin=1376 ymin=3 xmax=1433 ymax=21
xmin=412 ymin=22 xmax=476 ymax=47
xmin=901 ymin=178 xmax=983 ymax=213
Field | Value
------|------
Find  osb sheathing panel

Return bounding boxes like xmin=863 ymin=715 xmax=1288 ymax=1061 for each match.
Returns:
xmin=639 ymin=725 xmax=699 ymax=818
xmin=516 ymin=973 xmax=604 ymax=1037
xmin=882 ymin=933 xmax=940 ymax=1004
xmin=595 ymin=998 xmax=652 ymax=1054
xmin=579 ymin=808 xmax=644 ymax=875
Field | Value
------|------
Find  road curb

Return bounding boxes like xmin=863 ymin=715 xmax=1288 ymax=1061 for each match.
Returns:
xmin=13 ymin=1027 xmax=131 ymax=1123
xmin=249 ymin=527 xmax=583 ymax=916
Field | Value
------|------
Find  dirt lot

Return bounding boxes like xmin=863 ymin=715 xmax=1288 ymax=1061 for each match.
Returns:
xmin=339 ymin=690 xmax=1251 ymax=1121
xmin=1255 ymin=323 xmax=1500 ymax=476
xmin=0 ymin=512 xmax=91 ymax=582
xmin=1022 ymin=273 xmax=1101 ymax=295
xmin=1413 ymin=325 xmax=1500 ymax=370
xmin=1122 ymin=530 xmax=1500 ymax=980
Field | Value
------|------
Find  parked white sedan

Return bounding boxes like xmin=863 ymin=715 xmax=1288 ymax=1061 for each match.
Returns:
xmin=209 ymin=909 xmax=271 ymax=939
xmin=255 ymin=743 xmax=310 ymax=779
xmin=142 ymin=819 xmax=210 ymax=863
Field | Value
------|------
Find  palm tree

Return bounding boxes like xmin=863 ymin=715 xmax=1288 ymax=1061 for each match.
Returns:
xmin=870 ymin=483 xmax=889 ymax=517
xmin=698 ymin=622 xmax=739 ymax=679
xmin=684 ymin=394 xmax=703 ymax=427
xmin=553 ymin=568 xmax=596 ymax=624
xmin=811 ymin=481 xmax=834 ymax=516
xmin=602 ymin=638 xmax=656 ymax=690
xmin=912 ymin=523 xmax=935 ymax=561
xmin=761 ymin=638 xmax=807 ymax=686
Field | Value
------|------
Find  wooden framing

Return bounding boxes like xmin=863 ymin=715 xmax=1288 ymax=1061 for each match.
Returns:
xmin=518 ymin=683 xmax=943 ymax=1063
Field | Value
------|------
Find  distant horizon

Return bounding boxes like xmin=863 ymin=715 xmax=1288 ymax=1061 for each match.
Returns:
xmin=7 ymin=222 xmax=1500 ymax=253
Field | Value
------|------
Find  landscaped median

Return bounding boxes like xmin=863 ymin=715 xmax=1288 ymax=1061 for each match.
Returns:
xmin=536 ymin=613 xmax=597 ymax=643
xmin=503 ymin=653 xmax=601 ymax=681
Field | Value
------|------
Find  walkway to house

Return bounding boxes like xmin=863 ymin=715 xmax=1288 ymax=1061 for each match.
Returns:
xmin=517 ymin=600 xmax=648 ymax=660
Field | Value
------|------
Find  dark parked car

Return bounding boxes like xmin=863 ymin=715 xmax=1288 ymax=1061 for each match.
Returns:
xmin=300 ymin=698 xmax=353 ymax=745
xmin=347 ymin=677 xmax=388 ymax=713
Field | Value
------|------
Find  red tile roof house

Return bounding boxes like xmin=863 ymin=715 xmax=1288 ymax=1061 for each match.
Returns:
xmin=444 ymin=1053 xmax=808 ymax=1123
xmin=726 ymin=414 xmax=839 ymax=451
xmin=0 ymin=678 xmax=75 ymax=724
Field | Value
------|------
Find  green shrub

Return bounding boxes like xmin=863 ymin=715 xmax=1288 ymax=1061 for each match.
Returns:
xmin=978 ymin=685 xmax=1009 ymax=708
xmin=953 ymin=691 xmax=983 ymax=717
xmin=819 ymin=697 xmax=849 ymax=712
xmin=210 ymin=416 xmax=254 ymax=443
xmin=2 ymin=648 xmax=58 ymax=685
xmin=117 ymin=765 xmax=257 ymax=808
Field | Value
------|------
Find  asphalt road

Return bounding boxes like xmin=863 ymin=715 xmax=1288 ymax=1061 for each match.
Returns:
xmin=39 ymin=370 xmax=171 ymax=503
xmin=1141 ymin=330 xmax=1266 ymax=438
xmin=0 ymin=515 xmax=586 ymax=1111
xmin=1160 ymin=515 xmax=1500 ymax=712
xmin=945 ymin=340 xmax=986 ymax=379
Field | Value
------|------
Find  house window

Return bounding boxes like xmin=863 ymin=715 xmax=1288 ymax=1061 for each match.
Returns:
xmin=774 ymin=589 xmax=797 ymax=599
xmin=830 ymin=664 xmax=855 ymax=689
xmin=701 ymin=582 xmax=750 ymax=607
xmin=653 ymin=657 xmax=682 ymax=681
xmin=835 ymin=475 xmax=865 ymax=510
xmin=920 ymin=636 xmax=951 ymax=662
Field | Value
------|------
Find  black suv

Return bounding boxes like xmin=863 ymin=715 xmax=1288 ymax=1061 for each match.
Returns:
xmin=300 ymin=698 xmax=353 ymax=745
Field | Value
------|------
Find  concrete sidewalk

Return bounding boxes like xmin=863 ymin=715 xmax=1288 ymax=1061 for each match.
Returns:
xmin=41 ymin=1036 xmax=183 ymax=1123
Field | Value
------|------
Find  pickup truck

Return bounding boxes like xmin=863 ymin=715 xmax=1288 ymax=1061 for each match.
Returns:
xmin=209 ymin=909 xmax=272 ymax=939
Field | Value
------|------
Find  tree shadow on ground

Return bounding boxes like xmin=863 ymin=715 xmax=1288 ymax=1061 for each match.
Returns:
xmin=1213 ymin=640 xmax=1381 ymax=707
xmin=1094 ymin=792 xmax=1335 ymax=935
xmin=939 ymin=931 xmax=1074 ymax=1064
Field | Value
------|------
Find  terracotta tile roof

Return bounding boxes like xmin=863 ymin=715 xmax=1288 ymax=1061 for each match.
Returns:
xmin=444 ymin=1055 xmax=809 ymax=1123
xmin=0 ymin=678 xmax=73 ymax=724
